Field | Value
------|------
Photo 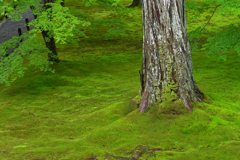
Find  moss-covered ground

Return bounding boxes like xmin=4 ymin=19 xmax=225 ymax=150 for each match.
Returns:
xmin=0 ymin=0 xmax=239 ymax=159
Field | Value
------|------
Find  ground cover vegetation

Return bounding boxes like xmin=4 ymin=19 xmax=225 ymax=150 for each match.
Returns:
xmin=0 ymin=0 xmax=240 ymax=159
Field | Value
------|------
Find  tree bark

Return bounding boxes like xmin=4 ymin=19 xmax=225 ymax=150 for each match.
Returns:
xmin=29 ymin=0 xmax=62 ymax=62
xmin=126 ymin=0 xmax=142 ymax=8
xmin=138 ymin=0 xmax=204 ymax=113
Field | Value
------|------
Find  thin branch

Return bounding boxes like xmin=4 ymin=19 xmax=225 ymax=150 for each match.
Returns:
xmin=199 ymin=4 xmax=221 ymax=33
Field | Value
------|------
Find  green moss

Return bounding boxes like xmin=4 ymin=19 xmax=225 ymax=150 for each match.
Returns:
xmin=0 ymin=0 xmax=239 ymax=160
xmin=148 ymin=80 xmax=191 ymax=120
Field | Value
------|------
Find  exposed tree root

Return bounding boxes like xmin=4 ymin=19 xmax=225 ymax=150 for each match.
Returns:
xmin=85 ymin=144 xmax=163 ymax=160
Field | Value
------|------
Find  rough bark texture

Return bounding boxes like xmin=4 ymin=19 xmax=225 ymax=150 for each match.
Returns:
xmin=139 ymin=0 xmax=204 ymax=113
xmin=126 ymin=0 xmax=142 ymax=8
xmin=30 ymin=0 xmax=61 ymax=62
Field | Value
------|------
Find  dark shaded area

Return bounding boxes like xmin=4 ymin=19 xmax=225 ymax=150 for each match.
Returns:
xmin=85 ymin=144 xmax=163 ymax=160
xmin=126 ymin=0 xmax=142 ymax=8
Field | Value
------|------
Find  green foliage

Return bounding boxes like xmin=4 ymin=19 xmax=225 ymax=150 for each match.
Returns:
xmin=201 ymin=23 xmax=240 ymax=61
xmin=0 ymin=0 xmax=91 ymax=86
xmin=0 ymin=0 xmax=30 ymax=21
xmin=0 ymin=0 xmax=136 ymax=86
xmin=186 ymin=0 xmax=240 ymax=61
xmin=1 ymin=0 xmax=240 ymax=87
xmin=29 ymin=0 xmax=91 ymax=45
xmin=0 ymin=31 xmax=55 ymax=86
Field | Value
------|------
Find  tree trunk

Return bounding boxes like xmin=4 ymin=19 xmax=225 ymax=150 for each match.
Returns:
xmin=126 ymin=0 xmax=142 ymax=8
xmin=29 ymin=0 xmax=61 ymax=62
xmin=138 ymin=0 xmax=204 ymax=113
